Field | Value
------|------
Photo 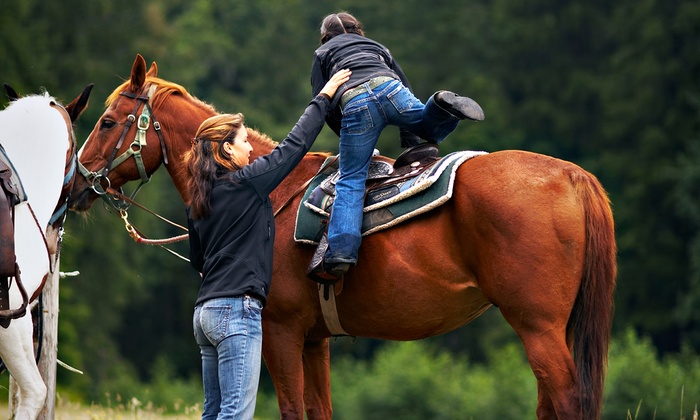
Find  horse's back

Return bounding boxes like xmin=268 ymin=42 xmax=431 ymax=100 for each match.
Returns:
xmin=454 ymin=149 xmax=593 ymax=232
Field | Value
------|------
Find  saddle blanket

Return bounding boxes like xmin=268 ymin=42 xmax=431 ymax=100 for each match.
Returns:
xmin=294 ymin=150 xmax=487 ymax=245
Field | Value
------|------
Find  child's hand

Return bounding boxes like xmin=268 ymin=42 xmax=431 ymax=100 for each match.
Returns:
xmin=320 ymin=69 xmax=352 ymax=99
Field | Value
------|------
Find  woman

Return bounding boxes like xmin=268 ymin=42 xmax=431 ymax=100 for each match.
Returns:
xmin=310 ymin=12 xmax=485 ymax=279
xmin=185 ymin=69 xmax=351 ymax=419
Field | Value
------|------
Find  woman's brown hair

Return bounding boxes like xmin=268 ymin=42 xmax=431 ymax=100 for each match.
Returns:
xmin=184 ymin=113 xmax=245 ymax=219
xmin=320 ymin=12 xmax=364 ymax=44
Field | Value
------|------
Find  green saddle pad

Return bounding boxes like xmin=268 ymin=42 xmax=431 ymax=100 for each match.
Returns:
xmin=294 ymin=150 xmax=487 ymax=245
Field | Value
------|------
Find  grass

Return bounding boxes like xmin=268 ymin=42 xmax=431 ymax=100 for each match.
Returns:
xmin=0 ymin=394 xmax=202 ymax=420
xmin=0 ymin=395 xmax=698 ymax=419
xmin=625 ymin=400 xmax=699 ymax=420
xmin=0 ymin=391 xmax=283 ymax=419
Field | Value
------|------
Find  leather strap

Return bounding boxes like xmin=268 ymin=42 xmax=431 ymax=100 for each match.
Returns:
xmin=0 ymin=276 xmax=10 ymax=328
xmin=0 ymin=157 xmax=37 ymax=328
xmin=0 ymin=262 xmax=28 ymax=328
xmin=318 ymin=284 xmax=349 ymax=336
xmin=0 ymin=160 xmax=17 ymax=277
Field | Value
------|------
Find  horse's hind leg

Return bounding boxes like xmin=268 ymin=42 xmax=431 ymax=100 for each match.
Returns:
xmin=501 ymin=311 xmax=580 ymax=419
xmin=0 ymin=315 xmax=47 ymax=420
xmin=302 ymin=338 xmax=332 ymax=420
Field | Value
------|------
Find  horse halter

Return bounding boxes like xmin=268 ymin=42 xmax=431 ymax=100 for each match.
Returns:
xmin=77 ymin=85 xmax=169 ymax=210
xmin=49 ymin=102 xmax=79 ymax=227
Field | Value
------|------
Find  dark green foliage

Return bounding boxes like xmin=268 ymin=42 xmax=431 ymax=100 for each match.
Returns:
xmin=300 ymin=332 xmax=700 ymax=420
xmin=1 ymin=0 xmax=698 ymax=411
xmin=603 ymin=330 xmax=700 ymax=419
xmin=330 ymin=340 xmax=537 ymax=420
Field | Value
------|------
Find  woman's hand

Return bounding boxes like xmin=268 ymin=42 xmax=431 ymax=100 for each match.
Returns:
xmin=320 ymin=69 xmax=351 ymax=99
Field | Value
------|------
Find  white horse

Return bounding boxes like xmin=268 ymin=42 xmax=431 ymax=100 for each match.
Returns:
xmin=0 ymin=85 xmax=91 ymax=419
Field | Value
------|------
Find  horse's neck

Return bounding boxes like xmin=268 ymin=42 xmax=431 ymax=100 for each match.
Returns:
xmin=1 ymin=98 xmax=67 ymax=227
xmin=159 ymin=116 xmax=281 ymax=204
xmin=158 ymin=102 xmax=217 ymax=204
xmin=0 ymin=97 xmax=65 ymax=296
xmin=248 ymin=129 xmax=277 ymax=160
xmin=163 ymin=157 xmax=191 ymax=203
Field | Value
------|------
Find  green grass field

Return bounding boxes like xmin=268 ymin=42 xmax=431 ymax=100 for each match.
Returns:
xmin=0 ymin=403 xmax=200 ymax=420
xmin=0 ymin=394 xmax=202 ymax=420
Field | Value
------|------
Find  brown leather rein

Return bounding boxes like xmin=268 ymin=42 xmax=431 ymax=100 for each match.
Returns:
xmin=103 ymin=185 xmax=188 ymax=246
xmin=76 ymin=86 xmax=191 ymax=260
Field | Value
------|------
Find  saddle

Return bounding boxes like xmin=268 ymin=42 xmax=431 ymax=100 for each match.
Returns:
xmin=0 ymin=148 xmax=28 ymax=328
xmin=306 ymin=144 xmax=441 ymax=285
xmin=366 ymin=144 xmax=441 ymax=205
xmin=305 ymin=143 xmax=441 ymax=217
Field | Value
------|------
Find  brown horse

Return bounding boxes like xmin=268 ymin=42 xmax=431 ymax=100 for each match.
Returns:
xmin=69 ymin=54 xmax=616 ymax=420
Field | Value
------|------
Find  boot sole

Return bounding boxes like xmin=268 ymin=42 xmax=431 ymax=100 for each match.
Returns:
xmin=437 ymin=91 xmax=485 ymax=121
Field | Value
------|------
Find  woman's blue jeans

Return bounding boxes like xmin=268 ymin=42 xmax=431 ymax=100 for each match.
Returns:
xmin=193 ymin=295 xmax=263 ymax=420
xmin=326 ymin=79 xmax=460 ymax=263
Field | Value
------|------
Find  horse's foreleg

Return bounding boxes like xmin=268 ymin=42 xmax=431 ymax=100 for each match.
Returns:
xmin=262 ymin=321 xmax=306 ymax=420
xmin=302 ymin=339 xmax=332 ymax=420
xmin=0 ymin=316 xmax=47 ymax=420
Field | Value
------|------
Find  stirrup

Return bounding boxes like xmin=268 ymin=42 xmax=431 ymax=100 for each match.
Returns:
xmin=307 ymin=234 xmax=342 ymax=285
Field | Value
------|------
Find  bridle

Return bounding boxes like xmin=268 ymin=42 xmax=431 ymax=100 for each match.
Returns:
xmin=50 ymin=102 xmax=79 ymax=229
xmin=76 ymin=85 xmax=188 ymax=258
xmin=77 ymin=85 xmax=169 ymax=211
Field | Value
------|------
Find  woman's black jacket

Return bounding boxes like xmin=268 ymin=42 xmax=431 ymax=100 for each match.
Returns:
xmin=187 ymin=95 xmax=331 ymax=307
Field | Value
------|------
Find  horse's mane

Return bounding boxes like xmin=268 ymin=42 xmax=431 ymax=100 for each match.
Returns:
xmin=245 ymin=128 xmax=333 ymax=158
xmin=105 ymin=77 xmax=216 ymax=114
xmin=104 ymin=77 xmax=309 ymax=154
xmin=246 ymin=127 xmax=279 ymax=149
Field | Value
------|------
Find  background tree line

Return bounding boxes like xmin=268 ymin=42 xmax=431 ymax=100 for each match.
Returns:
xmin=1 ymin=0 xmax=699 ymax=416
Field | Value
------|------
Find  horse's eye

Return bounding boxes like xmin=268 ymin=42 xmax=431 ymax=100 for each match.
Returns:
xmin=100 ymin=119 xmax=116 ymax=130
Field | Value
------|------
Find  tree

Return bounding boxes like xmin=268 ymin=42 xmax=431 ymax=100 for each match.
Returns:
xmin=3 ymin=0 xmax=699 ymax=403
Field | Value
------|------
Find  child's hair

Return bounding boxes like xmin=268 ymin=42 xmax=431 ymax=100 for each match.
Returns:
xmin=184 ymin=113 xmax=245 ymax=219
xmin=320 ymin=12 xmax=364 ymax=44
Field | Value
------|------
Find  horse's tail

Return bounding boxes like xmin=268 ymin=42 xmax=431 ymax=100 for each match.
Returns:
xmin=569 ymin=168 xmax=617 ymax=420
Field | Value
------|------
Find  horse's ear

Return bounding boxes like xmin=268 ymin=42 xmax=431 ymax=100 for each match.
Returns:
xmin=65 ymin=84 xmax=94 ymax=123
xmin=147 ymin=61 xmax=158 ymax=78
xmin=129 ymin=54 xmax=147 ymax=92
xmin=4 ymin=83 xmax=19 ymax=101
